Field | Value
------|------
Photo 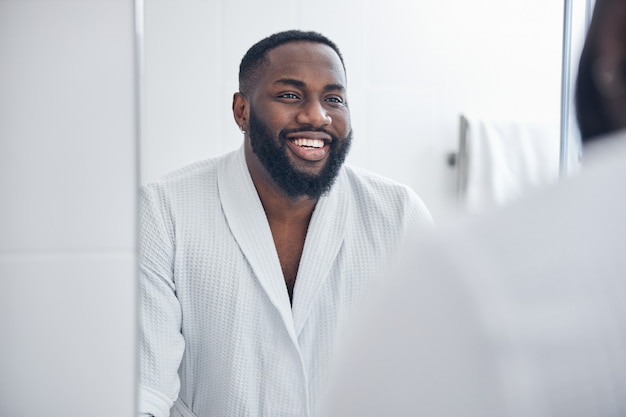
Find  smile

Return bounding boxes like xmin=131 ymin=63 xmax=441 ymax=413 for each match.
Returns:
xmin=286 ymin=136 xmax=330 ymax=162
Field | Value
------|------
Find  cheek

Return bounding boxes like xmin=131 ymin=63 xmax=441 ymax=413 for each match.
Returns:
xmin=260 ymin=104 xmax=295 ymax=132
xmin=332 ymin=109 xmax=351 ymax=135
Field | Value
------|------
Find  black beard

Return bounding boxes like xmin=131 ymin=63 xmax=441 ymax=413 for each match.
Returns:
xmin=248 ymin=109 xmax=352 ymax=200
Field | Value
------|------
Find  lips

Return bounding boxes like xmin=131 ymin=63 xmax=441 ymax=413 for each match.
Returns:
xmin=285 ymin=132 xmax=331 ymax=162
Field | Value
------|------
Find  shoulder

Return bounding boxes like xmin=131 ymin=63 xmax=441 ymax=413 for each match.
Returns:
xmin=147 ymin=155 xmax=224 ymax=188
xmin=340 ymin=164 xmax=434 ymax=226
xmin=141 ymin=152 xmax=236 ymax=197
xmin=342 ymin=165 xmax=413 ymax=201
xmin=139 ymin=153 xmax=239 ymax=220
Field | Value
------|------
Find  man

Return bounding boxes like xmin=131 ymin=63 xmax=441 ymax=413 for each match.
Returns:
xmin=138 ymin=30 xmax=433 ymax=417
xmin=324 ymin=1 xmax=626 ymax=416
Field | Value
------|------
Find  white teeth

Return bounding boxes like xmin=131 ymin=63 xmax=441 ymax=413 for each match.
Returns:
xmin=292 ymin=138 xmax=324 ymax=148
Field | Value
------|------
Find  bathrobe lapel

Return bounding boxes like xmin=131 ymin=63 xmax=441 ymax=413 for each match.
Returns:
xmin=218 ymin=147 xmax=349 ymax=343
xmin=217 ymin=148 xmax=297 ymax=344
xmin=291 ymin=170 xmax=348 ymax=336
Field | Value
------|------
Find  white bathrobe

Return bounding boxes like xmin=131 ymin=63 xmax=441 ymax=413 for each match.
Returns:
xmin=138 ymin=146 xmax=433 ymax=417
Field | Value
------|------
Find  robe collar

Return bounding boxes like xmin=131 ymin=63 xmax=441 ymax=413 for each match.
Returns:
xmin=217 ymin=146 xmax=348 ymax=345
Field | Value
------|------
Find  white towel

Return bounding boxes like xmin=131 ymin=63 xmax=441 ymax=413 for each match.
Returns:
xmin=457 ymin=114 xmax=561 ymax=211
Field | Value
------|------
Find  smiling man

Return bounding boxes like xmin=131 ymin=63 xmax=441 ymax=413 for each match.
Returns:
xmin=138 ymin=30 xmax=433 ymax=417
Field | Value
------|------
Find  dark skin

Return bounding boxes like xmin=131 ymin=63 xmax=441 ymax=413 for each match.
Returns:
xmin=596 ymin=1 xmax=626 ymax=131
xmin=232 ymin=41 xmax=350 ymax=301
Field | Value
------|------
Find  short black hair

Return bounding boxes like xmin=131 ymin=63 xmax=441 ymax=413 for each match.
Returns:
xmin=238 ymin=30 xmax=346 ymax=95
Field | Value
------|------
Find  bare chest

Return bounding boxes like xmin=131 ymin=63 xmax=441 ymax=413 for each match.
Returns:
xmin=269 ymin=221 xmax=308 ymax=302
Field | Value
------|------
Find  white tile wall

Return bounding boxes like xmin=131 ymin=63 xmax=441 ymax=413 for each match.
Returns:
xmin=142 ymin=0 xmax=223 ymax=179
xmin=0 ymin=254 xmax=136 ymax=416
xmin=0 ymin=1 xmax=137 ymax=416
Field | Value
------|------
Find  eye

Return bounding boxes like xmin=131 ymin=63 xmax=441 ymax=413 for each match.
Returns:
xmin=277 ymin=92 xmax=300 ymax=100
xmin=325 ymin=96 xmax=345 ymax=106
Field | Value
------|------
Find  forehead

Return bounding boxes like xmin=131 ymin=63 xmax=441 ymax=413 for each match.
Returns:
xmin=262 ymin=41 xmax=347 ymax=86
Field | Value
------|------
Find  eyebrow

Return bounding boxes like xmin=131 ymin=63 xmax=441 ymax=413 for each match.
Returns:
xmin=273 ymin=78 xmax=346 ymax=92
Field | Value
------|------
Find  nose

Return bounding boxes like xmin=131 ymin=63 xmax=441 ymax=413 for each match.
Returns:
xmin=296 ymin=99 xmax=332 ymax=128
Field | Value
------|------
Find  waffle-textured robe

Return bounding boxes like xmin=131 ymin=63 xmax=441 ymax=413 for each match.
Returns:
xmin=138 ymin=146 xmax=433 ymax=417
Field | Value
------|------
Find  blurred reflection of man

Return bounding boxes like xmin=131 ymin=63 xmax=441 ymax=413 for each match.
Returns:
xmin=138 ymin=30 xmax=433 ymax=417
xmin=324 ymin=1 xmax=626 ymax=416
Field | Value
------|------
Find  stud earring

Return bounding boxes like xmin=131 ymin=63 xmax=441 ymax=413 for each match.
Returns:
xmin=240 ymin=125 xmax=247 ymax=134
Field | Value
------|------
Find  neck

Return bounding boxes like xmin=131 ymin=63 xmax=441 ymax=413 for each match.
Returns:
xmin=258 ymin=185 xmax=317 ymax=225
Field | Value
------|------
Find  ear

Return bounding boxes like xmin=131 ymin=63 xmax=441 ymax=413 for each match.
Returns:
xmin=232 ymin=92 xmax=249 ymax=132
